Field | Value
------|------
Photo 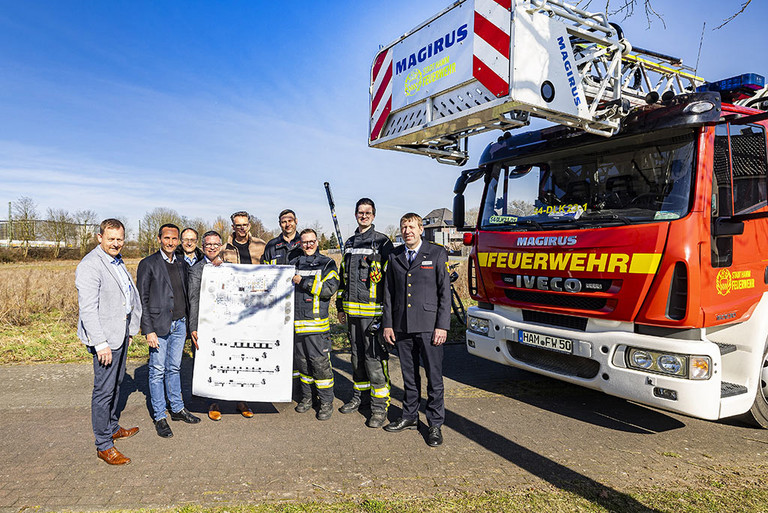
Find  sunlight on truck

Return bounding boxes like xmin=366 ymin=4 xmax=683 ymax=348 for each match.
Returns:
xmin=369 ymin=0 xmax=768 ymax=426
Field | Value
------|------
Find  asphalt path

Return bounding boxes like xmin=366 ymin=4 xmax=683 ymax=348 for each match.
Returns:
xmin=2 ymin=343 xmax=768 ymax=512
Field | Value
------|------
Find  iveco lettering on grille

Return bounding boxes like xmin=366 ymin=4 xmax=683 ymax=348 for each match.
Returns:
xmin=508 ymin=275 xmax=582 ymax=293
xmin=517 ymin=236 xmax=577 ymax=247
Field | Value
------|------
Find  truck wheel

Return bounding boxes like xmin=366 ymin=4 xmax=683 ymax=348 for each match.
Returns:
xmin=745 ymin=345 xmax=768 ymax=428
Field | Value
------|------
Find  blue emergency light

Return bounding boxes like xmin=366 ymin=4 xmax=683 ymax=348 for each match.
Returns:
xmin=697 ymin=73 xmax=765 ymax=102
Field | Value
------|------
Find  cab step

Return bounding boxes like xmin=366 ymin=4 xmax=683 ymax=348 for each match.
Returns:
xmin=721 ymin=381 xmax=748 ymax=398
xmin=715 ymin=342 xmax=737 ymax=355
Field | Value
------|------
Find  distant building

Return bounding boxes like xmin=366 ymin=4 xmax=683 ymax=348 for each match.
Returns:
xmin=422 ymin=208 xmax=463 ymax=252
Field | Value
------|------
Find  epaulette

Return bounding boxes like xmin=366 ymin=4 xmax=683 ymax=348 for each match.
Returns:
xmin=428 ymin=241 xmax=445 ymax=248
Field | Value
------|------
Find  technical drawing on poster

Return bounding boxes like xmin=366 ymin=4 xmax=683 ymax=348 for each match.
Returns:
xmin=192 ymin=264 xmax=295 ymax=402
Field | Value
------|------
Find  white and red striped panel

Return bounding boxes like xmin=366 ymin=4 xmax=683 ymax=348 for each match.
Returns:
xmin=369 ymin=48 xmax=393 ymax=142
xmin=473 ymin=0 xmax=511 ymax=97
xmin=369 ymin=0 xmax=512 ymax=143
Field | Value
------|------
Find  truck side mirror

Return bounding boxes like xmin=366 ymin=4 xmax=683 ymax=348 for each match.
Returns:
xmin=713 ymin=217 xmax=745 ymax=237
xmin=453 ymin=194 xmax=466 ymax=230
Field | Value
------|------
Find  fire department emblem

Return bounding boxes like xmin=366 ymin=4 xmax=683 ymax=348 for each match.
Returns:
xmin=369 ymin=261 xmax=382 ymax=283
xmin=716 ymin=268 xmax=732 ymax=296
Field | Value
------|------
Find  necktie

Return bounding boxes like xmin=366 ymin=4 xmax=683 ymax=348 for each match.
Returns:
xmin=407 ymin=249 xmax=415 ymax=264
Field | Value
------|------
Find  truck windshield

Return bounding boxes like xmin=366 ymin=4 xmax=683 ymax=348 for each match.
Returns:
xmin=480 ymin=129 xmax=697 ymax=230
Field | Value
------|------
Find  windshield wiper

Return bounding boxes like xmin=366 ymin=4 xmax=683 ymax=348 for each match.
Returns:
xmin=576 ymin=213 xmax=632 ymax=225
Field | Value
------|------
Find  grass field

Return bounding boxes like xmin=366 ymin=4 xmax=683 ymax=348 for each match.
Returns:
xmin=0 ymin=258 xmax=470 ymax=365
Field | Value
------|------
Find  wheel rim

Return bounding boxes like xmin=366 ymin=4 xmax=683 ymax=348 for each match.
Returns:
xmin=760 ymin=353 xmax=768 ymax=406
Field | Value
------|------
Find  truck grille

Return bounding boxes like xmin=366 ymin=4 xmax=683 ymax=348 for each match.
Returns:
xmin=522 ymin=310 xmax=588 ymax=331
xmin=505 ymin=289 xmax=607 ymax=311
xmin=507 ymin=341 xmax=600 ymax=379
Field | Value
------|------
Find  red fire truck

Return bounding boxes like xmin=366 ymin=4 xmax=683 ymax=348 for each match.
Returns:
xmin=369 ymin=0 xmax=768 ymax=425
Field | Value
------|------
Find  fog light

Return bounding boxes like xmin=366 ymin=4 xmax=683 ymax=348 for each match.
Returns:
xmin=631 ymin=350 xmax=653 ymax=369
xmin=690 ymin=356 xmax=712 ymax=380
xmin=467 ymin=316 xmax=491 ymax=337
xmin=658 ymin=355 xmax=683 ymax=374
xmin=653 ymin=387 xmax=678 ymax=400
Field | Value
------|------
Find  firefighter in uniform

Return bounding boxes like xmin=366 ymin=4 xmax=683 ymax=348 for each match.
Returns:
xmin=291 ymin=228 xmax=340 ymax=420
xmin=337 ymin=198 xmax=394 ymax=428
xmin=383 ymin=213 xmax=451 ymax=447
xmin=262 ymin=209 xmax=302 ymax=265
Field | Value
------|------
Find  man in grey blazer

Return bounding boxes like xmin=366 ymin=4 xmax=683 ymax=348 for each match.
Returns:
xmin=76 ymin=218 xmax=142 ymax=465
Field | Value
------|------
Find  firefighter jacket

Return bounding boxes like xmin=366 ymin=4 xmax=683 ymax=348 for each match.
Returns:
xmin=261 ymin=233 xmax=302 ymax=265
xmin=292 ymin=253 xmax=340 ymax=334
xmin=336 ymin=226 xmax=394 ymax=318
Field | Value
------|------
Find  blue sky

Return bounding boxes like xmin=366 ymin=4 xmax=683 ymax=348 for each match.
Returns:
xmin=1 ymin=0 xmax=766 ymax=237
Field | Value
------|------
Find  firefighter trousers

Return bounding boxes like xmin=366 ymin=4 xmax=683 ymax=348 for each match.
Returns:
xmin=348 ymin=316 xmax=390 ymax=413
xmin=294 ymin=332 xmax=334 ymax=404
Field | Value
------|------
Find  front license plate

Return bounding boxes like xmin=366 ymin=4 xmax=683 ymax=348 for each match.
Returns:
xmin=517 ymin=330 xmax=573 ymax=354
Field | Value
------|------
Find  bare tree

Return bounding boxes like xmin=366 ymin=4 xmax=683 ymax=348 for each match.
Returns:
xmin=139 ymin=208 xmax=184 ymax=255
xmin=212 ymin=216 xmax=231 ymax=244
xmin=43 ymin=208 xmax=72 ymax=258
xmin=509 ymin=200 xmax=536 ymax=216
xmin=249 ymin=215 xmax=274 ymax=242
xmin=73 ymin=209 xmax=99 ymax=256
xmin=12 ymin=196 xmax=37 ymax=258
xmin=383 ymin=224 xmax=400 ymax=241
xmin=582 ymin=0 xmax=752 ymax=29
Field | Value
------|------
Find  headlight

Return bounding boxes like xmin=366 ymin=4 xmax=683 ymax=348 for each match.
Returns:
xmin=467 ymin=316 xmax=491 ymax=337
xmin=631 ymin=350 xmax=653 ymax=369
xmin=626 ymin=347 xmax=707 ymax=379
xmin=658 ymin=355 xmax=683 ymax=374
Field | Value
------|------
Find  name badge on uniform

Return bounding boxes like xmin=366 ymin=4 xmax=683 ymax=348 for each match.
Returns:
xmin=422 ymin=260 xmax=432 ymax=265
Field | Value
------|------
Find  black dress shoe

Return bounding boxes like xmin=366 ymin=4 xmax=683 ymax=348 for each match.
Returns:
xmin=154 ymin=418 xmax=173 ymax=438
xmin=170 ymin=408 xmax=201 ymax=424
xmin=427 ymin=426 xmax=443 ymax=447
xmin=383 ymin=417 xmax=418 ymax=432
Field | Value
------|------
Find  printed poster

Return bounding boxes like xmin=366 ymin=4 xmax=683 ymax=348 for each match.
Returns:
xmin=192 ymin=264 xmax=295 ymax=402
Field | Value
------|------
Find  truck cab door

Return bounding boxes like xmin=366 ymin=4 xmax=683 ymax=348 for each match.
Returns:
xmin=704 ymin=122 xmax=768 ymax=323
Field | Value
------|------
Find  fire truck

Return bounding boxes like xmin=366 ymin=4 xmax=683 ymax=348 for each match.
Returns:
xmin=369 ymin=0 xmax=768 ymax=426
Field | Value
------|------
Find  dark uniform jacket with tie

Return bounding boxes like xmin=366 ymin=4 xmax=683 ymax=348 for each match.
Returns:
xmin=382 ymin=240 xmax=451 ymax=334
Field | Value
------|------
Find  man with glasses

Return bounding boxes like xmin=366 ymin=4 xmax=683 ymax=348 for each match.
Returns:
xmin=291 ymin=229 xmax=340 ymax=420
xmin=221 ymin=211 xmax=266 ymax=265
xmin=217 ymin=211 xmax=265 ymax=418
xmin=262 ymin=209 xmax=302 ymax=265
xmin=176 ymin=228 xmax=203 ymax=267
xmin=336 ymin=198 xmax=394 ymax=428
xmin=188 ymin=230 xmax=254 ymax=421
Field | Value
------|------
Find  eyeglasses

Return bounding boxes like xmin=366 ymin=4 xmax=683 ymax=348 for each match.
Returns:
xmin=182 ymin=238 xmax=197 ymax=243
xmin=203 ymin=243 xmax=222 ymax=248
xmin=300 ymin=240 xmax=317 ymax=246
xmin=233 ymin=224 xmax=249 ymax=229
xmin=356 ymin=211 xmax=374 ymax=217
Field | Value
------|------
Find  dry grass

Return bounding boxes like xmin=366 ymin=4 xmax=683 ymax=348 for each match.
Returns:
xmin=0 ymin=257 xmax=472 ymax=364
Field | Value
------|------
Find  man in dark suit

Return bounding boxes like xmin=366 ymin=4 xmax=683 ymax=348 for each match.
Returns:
xmin=382 ymin=213 xmax=451 ymax=447
xmin=76 ymin=218 xmax=142 ymax=465
xmin=137 ymin=223 xmax=200 ymax=438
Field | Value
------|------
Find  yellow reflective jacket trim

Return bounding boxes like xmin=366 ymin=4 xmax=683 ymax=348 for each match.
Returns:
xmin=342 ymin=301 xmax=383 ymax=317
xmin=371 ymin=385 xmax=390 ymax=399
xmin=299 ymin=372 xmax=314 ymax=385
xmin=294 ymin=318 xmax=330 ymax=333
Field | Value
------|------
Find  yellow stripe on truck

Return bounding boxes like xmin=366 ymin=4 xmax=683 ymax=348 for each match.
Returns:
xmin=477 ymin=252 xmax=662 ymax=274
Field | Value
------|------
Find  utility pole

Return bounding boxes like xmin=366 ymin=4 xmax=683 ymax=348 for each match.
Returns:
xmin=7 ymin=201 xmax=12 ymax=244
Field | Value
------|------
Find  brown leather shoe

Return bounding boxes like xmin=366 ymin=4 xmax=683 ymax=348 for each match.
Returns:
xmin=112 ymin=426 xmax=139 ymax=440
xmin=97 ymin=447 xmax=131 ymax=465
xmin=237 ymin=402 xmax=253 ymax=418
xmin=208 ymin=403 xmax=222 ymax=421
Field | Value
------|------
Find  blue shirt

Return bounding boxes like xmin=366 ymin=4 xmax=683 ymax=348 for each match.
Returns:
xmin=99 ymin=247 xmax=133 ymax=315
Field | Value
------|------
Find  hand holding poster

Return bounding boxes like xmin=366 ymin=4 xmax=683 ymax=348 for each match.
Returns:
xmin=192 ymin=264 xmax=295 ymax=403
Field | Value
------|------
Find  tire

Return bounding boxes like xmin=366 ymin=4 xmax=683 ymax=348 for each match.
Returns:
xmin=745 ymin=344 xmax=768 ymax=428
